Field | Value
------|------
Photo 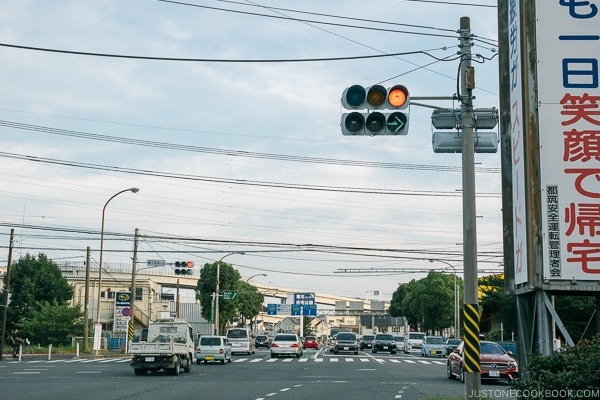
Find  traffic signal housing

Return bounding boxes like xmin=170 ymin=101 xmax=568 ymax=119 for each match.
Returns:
xmin=174 ymin=261 xmax=194 ymax=275
xmin=431 ymin=108 xmax=499 ymax=153
xmin=341 ymin=84 xmax=410 ymax=136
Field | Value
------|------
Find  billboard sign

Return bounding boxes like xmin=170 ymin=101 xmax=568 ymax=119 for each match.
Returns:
xmin=536 ymin=1 xmax=600 ymax=280
xmin=508 ymin=0 xmax=528 ymax=285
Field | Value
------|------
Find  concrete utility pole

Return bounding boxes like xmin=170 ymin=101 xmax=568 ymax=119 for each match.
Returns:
xmin=459 ymin=16 xmax=481 ymax=399
xmin=83 ymin=247 xmax=91 ymax=352
xmin=0 ymin=229 xmax=15 ymax=360
xmin=129 ymin=228 xmax=139 ymax=342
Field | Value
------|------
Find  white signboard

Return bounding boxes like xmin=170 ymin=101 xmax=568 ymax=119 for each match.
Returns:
xmin=536 ymin=1 xmax=600 ymax=280
xmin=508 ymin=0 xmax=528 ymax=285
xmin=93 ymin=323 xmax=102 ymax=351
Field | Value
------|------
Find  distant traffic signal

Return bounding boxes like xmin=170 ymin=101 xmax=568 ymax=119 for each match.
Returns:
xmin=174 ymin=261 xmax=194 ymax=275
xmin=341 ymin=84 xmax=410 ymax=136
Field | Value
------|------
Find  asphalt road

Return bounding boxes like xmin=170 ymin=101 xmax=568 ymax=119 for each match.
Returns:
xmin=0 ymin=348 xmax=516 ymax=400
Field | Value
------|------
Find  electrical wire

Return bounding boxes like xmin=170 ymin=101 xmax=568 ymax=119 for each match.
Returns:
xmin=0 ymin=151 xmax=501 ymax=195
xmin=158 ymin=0 xmax=460 ymax=39
xmin=0 ymin=120 xmax=501 ymax=174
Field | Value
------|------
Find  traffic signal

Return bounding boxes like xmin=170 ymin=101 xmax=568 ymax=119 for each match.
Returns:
xmin=174 ymin=261 xmax=194 ymax=275
xmin=341 ymin=84 xmax=410 ymax=136
xmin=431 ymin=108 xmax=499 ymax=153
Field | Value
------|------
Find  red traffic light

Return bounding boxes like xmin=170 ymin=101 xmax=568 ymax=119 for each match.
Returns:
xmin=387 ymin=85 xmax=409 ymax=108
xmin=174 ymin=261 xmax=194 ymax=275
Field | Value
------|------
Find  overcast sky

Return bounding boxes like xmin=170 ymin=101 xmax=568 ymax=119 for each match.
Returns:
xmin=0 ymin=0 xmax=502 ymax=301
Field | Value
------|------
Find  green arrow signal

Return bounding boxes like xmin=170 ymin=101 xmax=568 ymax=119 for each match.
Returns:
xmin=386 ymin=112 xmax=407 ymax=133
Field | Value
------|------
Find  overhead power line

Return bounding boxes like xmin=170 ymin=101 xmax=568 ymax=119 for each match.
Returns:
xmin=0 ymin=120 xmax=501 ymax=174
xmin=0 ymin=151 xmax=500 ymax=197
xmin=157 ymin=0 xmax=460 ymax=38
xmin=0 ymin=42 xmax=452 ymax=63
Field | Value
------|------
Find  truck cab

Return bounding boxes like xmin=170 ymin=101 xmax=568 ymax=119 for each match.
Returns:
xmin=129 ymin=318 xmax=195 ymax=376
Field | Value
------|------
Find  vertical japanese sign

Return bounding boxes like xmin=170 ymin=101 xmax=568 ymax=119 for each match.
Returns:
xmin=113 ymin=291 xmax=131 ymax=333
xmin=509 ymin=0 xmax=528 ymax=285
xmin=536 ymin=1 xmax=600 ymax=280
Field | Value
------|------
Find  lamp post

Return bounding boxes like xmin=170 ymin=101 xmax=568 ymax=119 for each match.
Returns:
xmin=429 ymin=259 xmax=460 ymax=338
xmin=94 ymin=187 xmax=139 ymax=346
xmin=214 ymin=252 xmax=245 ymax=335
xmin=245 ymin=274 xmax=266 ymax=334
xmin=246 ymin=273 xmax=267 ymax=283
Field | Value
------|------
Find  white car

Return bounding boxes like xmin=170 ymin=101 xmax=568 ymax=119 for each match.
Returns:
xmin=196 ymin=335 xmax=232 ymax=364
xmin=270 ymin=333 xmax=303 ymax=358
xmin=404 ymin=332 xmax=426 ymax=353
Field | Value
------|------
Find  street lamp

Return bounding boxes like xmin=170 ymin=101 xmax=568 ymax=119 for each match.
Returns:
xmin=214 ymin=252 xmax=245 ymax=335
xmin=244 ymin=274 xmax=266 ymax=334
xmin=246 ymin=273 xmax=267 ymax=283
xmin=95 ymin=188 xmax=139 ymax=334
xmin=429 ymin=259 xmax=460 ymax=338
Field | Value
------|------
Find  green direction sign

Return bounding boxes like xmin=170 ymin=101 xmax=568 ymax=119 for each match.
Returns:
xmin=386 ymin=112 xmax=407 ymax=134
xmin=222 ymin=291 xmax=238 ymax=300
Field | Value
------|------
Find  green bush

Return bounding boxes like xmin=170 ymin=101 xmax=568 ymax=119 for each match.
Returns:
xmin=511 ymin=334 xmax=600 ymax=399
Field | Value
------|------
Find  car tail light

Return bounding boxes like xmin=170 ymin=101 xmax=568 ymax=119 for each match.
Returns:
xmin=195 ymin=349 xmax=201 ymax=354
xmin=291 ymin=343 xmax=299 ymax=348
xmin=271 ymin=343 xmax=278 ymax=347
xmin=219 ymin=349 xmax=224 ymax=354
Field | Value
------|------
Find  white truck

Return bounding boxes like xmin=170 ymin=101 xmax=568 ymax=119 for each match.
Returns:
xmin=129 ymin=318 xmax=195 ymax=376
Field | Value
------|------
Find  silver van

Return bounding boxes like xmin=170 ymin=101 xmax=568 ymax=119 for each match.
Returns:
xmin=226 ymin=328 xmax=256 ymax=355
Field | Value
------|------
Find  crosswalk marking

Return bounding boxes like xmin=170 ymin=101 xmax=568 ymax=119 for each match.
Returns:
xmin=9 ymin=356 xmax=446 ymax=365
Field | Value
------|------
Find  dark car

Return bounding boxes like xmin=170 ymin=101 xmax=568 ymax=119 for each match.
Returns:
xmin=333 ymin=332 xmax=359 ymax=355
xmin=255 ymin=335 xmax=271 ymax=348
xmin=447 ymin=341 xmax=518 ymax=383
xmin=445 ymin=338 xmax=462 ymax=355
xmin=360 ymin=335 xmax=374 ymax=350
xmin=372 ymin=333 xmax=397 ymax=354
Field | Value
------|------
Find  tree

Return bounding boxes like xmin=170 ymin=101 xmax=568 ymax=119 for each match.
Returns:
xmin=391 ymin=272 xmax=458 ymax=332
xmin=19 ymin=302 xmax=83 ymax=346
xmin=196 ymin=261 xmax=242 ymax=333
xmin=479 ymin=274 xmax=517 ymax=339
xmin=554 ymin=295 xmax=597 ymax=342
xmin=388 ymin=282 xmax=410 ymax=319
xmin=2 ymin=253 xmax=82 ymax=344
xmin=236 ymin=280 xmax=264 ymax=328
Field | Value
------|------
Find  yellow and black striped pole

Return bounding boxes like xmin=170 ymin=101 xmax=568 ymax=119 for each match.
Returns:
xmin=463 ymin=304 xmax=480 ymax=374
xmin=128 ymin=320 xmax=134 ymax=342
